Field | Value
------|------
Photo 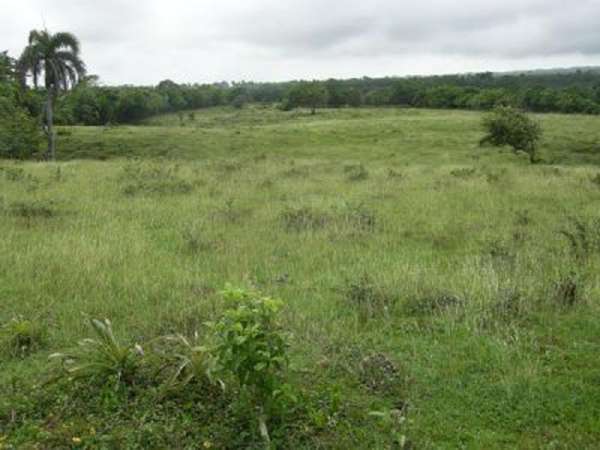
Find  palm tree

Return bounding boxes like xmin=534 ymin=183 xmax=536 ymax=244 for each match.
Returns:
xmin=18 ymin=30 xmax=86 ymax=160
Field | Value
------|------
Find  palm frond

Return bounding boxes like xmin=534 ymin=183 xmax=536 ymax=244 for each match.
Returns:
xmin=50 ymin=32 xmax=81 ymax=54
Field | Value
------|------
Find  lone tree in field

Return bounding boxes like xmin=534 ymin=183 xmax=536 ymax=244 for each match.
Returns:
xmin=285 ymin=81 xmax=329 ymax=114
xmin=18 ymin=30 xmax=86 ymax=160
xmin=480 ymin=106 xmax=542 ymax=164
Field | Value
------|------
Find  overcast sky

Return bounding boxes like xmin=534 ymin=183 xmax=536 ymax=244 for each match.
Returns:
xmin=2 ymin=0 xmax=600 ymax=85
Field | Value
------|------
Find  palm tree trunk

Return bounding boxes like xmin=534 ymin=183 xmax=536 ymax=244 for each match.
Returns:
xmin=46 ymin=90 xmax=56 ymax=161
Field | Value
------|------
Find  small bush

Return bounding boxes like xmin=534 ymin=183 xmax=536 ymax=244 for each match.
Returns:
xmin=0 ymin=107 xmax=42 ymax=159
xmin=480 ymin=106 xmax=542 ymax=163
xmin=0 ymin=316 xmax=46 ymax=358
xmin=209 ymin=286 xmax=291 ymax=445
xmin=590 ymin=173 xmax=600 ymax=188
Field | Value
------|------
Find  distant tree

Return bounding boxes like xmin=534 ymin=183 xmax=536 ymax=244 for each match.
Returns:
xmin=231 ymin=94 xmax=248 ymax=109
xmin=480 ymin=106 xmax=542 ymax=164
xmin=0 ymin=51 xmax=42 ymax=159
xmin=286 ymin=81 xmax=329 ymax=114
xmin=157 ymin=79 xmax=187 ymax=111
xmin=0 ymin=104 xmax=42 ymax=159
xmin=0 ymin=51 xmax=15 ymax=82
xmin=18 ymin=30 xmax=86 ymax=160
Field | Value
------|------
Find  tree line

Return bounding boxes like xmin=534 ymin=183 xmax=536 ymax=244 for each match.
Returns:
xmin=56 ymin=73 xmax=600 ymax=124
xmin=3 ymin=28 xmax=600 ymax=159
xmin=48 ymin=70 xmax=600 ymax=126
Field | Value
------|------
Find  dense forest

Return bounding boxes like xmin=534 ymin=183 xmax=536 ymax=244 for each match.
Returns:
xmin=3 ymin=47 xmax=600 ymax=130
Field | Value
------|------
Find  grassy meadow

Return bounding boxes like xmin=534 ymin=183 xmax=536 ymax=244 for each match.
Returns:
xmin=1 ymin=106 xmax=600 ymax=449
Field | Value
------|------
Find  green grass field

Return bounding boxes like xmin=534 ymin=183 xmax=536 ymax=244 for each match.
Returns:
xmin=1 ymin=106 xmax=600 ymax=449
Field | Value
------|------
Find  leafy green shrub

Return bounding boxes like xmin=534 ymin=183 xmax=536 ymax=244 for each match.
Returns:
xmin=0 ymin=106 xmax=42 ymax=159
xmin=590 ymin=173 xmax=600 ymax=188
xmin=209 ymin=287 xmax=291 ymax=445
xmin=480 ymin=106 xmax=542 ymax=163
xmin=0 ymin=316 xmax=46 ymax=358
xmin=49 ymin=318 xmax=143 ymax=389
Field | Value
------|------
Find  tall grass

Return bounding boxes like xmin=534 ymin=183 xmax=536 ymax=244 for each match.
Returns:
xmin=1 ymin=107 xmax=600 ymax=448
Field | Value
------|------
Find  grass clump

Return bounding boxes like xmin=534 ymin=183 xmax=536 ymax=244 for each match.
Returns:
xmin=553 ymin=272 xmax=583 ymax=308
xmin=404 ymin=291 xmax=464 ymax=317
xmin=0 ymin=316 xmax=47 ymax=358
xmin=181 ymin=223 xmax=215 ymax=254
xmin=49 ymin=318 xmax=144 ymax=389
xmin=559 ymin=216 xmax=600 ymax=262
xmin=280 ymin=206 xmax=329 ymax=232
xmin=450 ymin=167 xmax=477 ymax=178
xmin=342 ymin=273 xmax=396 ymax=321
xmin=344 ymin=164 xmax=369 ymax=181
xmin=120 ymin=160 xmax=193 ymax=196
xmin=156 ymin=333 xmax=223 ymax=395
xmin=8 ymin=199 xmax=56 ymax=220
xmin=336 ymin=202 xmax=377 ymax=233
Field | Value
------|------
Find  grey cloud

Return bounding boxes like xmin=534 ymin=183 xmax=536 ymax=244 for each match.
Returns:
xmin=2 ymin=0 xmax=600 ymax=84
